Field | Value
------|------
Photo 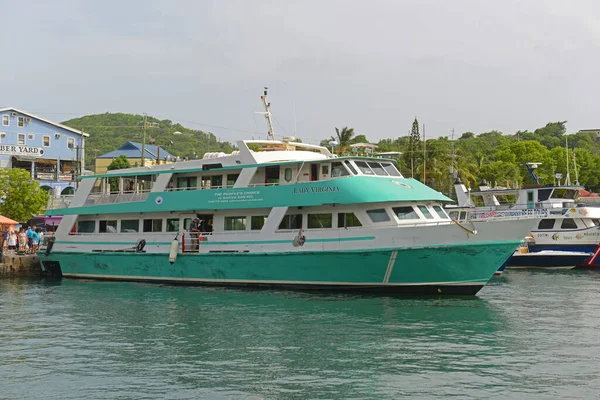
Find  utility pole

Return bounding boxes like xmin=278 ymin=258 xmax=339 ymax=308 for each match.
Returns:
xmin=423 ymin=123 xmax=426 ymax=184
xmin=142 ymin=113 xmax=147 ymax=167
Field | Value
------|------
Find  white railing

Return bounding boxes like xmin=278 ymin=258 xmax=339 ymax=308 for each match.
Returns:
xmin=47 ymin=195 xmax=74 ymax=209
xmin=84 ymin=191 xmax=150 ymax=206
xmin=467 ymin=208 xmax=549 ymax=221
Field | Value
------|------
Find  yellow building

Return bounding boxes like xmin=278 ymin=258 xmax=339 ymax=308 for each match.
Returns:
xmin=95 ymin=142 xmax=176 ymax=174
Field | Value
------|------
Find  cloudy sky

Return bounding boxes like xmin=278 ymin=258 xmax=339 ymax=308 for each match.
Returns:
xmin=2 ymin=0 xmax=599 ymax=143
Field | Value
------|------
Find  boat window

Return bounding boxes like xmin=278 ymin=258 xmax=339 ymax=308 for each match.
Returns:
xmin=560 ymin=218 xmax=578 ymax=229
xmin=565 ymin=189 xmax=579 ymax=200
xmin=537 ymin=189 xmax=552 ymax=201
xmin=211 ymin=175 xmax=223 ymax=188
xmin=331 ymin=162 xmax=350 ymax=177
xmin=307 ymin=213 xmax=333 ymax=229
xmin=417 ymin=206 xmax=434 ymax=219
xmin=251 ymin=216 xmax=267 ymax=230
xmin=284 ymin=168 xmax=293 ymax=182
xmin=166 ymin=218 xmax=180 ymax=232
xmin=99 ymin=220 xmax=117 ymax=233
xmin=224 ymin=216 xmax=246 ymax=231
xmin=279 ymin=214 xmax=303 ymax=230
xmin=321 ymin=165 xmax=329 ymax=176
xmin=143 ymin=219 xmax=163 ymax=232
xmin=344 ymin=161 xmax=358 ymax=175
xmin=227 ymin=174 xmax=239 ymax=188
xmin=433 ymin=205 xmax=449 ymax=219
xmin=121 ymin=220 xmax=139 ymax=233
xmin=367 ymin=162 xmax=388 ymax=176
xmin=448 ymin=211 xmax=459 ymax=220
xmin=355 ymin=161 xmax=375 ymax=175
xmin=393 ymin=206 xmax=420 ymax=220
xmin=265 ymin=166 xmax=280 ymax=185
xmin=177 ymin=177 xmax=197 ymax=190
xmin=381 ymin=163 xmax=401 ymax=176
xmin=593 ymin=219 xmax=600 ymax=226
xmin=338 ymin=212 xmax=362 ymax=228
xmin=527 ymin=191 xmax=534 ymax=202
xmin=77 ymin=220 xmax=96 ymax=233
xmin=182 ymin=218 xmax=193 ymax=231
xmin=537 ymin=219 xmax=555 ymax=230
xmin=367 ymin=209 xmax=390 ymax=223
xmin=551 ymin=189 xmax=567 ymax=199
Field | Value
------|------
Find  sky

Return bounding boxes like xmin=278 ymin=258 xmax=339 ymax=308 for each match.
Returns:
xmin=2 ymin=0 xmax=600 ymax=144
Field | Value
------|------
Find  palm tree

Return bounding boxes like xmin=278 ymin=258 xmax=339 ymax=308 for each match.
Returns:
xmin=332 ymin=127 xmax=355 ymax=154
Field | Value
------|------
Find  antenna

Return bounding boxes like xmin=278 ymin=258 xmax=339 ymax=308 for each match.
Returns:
xmin=423 ymin=123 xmax=426 ymax=184
xmin=259 ymin=87 xmax=276 ymax=140
xmin=293 ymin=100 xmax=301 ymax=143
xmin=573 ymin=149 xmax=579 ymax=185
xmin=565 ymin=136 xmax=571 ymax=185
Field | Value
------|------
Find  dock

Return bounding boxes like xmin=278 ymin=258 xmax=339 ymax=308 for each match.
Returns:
xmin=0 ymin=253 xmax=44 ymax=277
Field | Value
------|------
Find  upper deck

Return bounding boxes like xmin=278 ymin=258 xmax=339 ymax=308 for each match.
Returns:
xmin=47 ymin=139 xmax=451 ymax=216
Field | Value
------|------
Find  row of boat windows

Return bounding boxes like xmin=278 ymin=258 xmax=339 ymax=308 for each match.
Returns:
xmin=74 ymin=213 xmax=363 ymax=234
xmin=94 ymin=160 xmax=402 ymax=195
xmin=537 ymin=218 xmax=600 ymax=230
xmin=73 ymin=204 xmax=448 ymax=234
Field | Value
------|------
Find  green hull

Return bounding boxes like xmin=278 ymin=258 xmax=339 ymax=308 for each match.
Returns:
xmin=42 ymin=241 xmax=518 ymax=295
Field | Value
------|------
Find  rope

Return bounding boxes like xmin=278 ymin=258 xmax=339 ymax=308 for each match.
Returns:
xmin=451 ymin=219 xmax=478 ymax=236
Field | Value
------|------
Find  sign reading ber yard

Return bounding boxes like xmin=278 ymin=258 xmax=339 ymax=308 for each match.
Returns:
xmin=0 ymin=145 xmax=45 ymax=156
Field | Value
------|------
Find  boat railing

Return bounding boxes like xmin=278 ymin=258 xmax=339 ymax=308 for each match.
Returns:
xmin=46 ymin=195 xmax=74 ymax=210
xmin=84 ymin=191 xmax=151 ymax=206
xmin=468 ymin=208 xmax=549 ymax=220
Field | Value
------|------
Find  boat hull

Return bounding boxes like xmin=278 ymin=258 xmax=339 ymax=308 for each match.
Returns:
xmin=506 ymin=251 xmax=591 ymax=270
xmin=42 ymin=241 xmax=520 ymax=295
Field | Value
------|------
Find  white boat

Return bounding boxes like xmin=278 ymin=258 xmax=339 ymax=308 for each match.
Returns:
xmin=449 ymin=165 xmax=600 ymax=255
xmin=41 ymin=90 xmax=539 ymax=295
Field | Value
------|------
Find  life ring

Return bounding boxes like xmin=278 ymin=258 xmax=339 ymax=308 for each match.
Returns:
xmin=135 ymin=239 xmax=147 ymax=252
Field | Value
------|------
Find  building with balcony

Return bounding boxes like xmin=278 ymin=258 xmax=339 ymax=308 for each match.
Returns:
xmin=0 ymin=107 xmax=88 ymax=195
xmin=95 ymin=142 xmax=175 ymax=174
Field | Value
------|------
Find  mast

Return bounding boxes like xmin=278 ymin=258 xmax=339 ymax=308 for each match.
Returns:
xmin=573 ymin=149 xmax=579 ymax=185
xmin=423 ymin=123 xmax=426 ymax=184
xmin=260 ymin=87 xmax=276 ymax=140
xmin=565 ymin=135 xmax=571 ymax=185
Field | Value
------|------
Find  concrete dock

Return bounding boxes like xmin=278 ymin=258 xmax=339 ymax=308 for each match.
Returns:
xmin=0 ymin=254 xmax=44 ymax=277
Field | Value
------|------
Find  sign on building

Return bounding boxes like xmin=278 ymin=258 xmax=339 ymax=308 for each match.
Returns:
xmin=0 ymin=145 xmax=45 ymax=156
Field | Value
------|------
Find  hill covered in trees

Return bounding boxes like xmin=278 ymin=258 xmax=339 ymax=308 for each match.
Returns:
xmin=61 ymin=113 xmax=235 ymax=170
xmin=322 ymin=121 xmax=600 ymax=196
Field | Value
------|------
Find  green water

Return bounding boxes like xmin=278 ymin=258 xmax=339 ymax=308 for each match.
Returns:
xmin=2 ymin=271 xmax=600 ymax=399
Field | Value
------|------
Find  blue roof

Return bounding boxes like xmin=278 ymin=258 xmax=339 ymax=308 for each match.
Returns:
xmin=98 ymin=142 xmax=175 ymax=161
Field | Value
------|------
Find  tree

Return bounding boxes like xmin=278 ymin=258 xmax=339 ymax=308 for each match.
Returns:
xmin=330 ymin=127 xmax=355 ymax=154
xmin=459 ymin=132 xmax=474 ymax=140
xmin=107 ymin=155 xmax=131 ymax=171
xmin=107 ymin=155 xmax=131 ymax=192
xmin=407 ymin=118 xmax=420 ymax=178
xmin=0 ymin=168 xmax=50 ymax=222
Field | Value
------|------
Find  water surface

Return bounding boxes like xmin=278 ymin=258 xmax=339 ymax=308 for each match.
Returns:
xmin=2 ymin=271 xmax=600 ymax=399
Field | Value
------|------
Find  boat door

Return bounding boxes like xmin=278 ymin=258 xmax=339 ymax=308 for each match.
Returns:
xmin=310 ymin=164 xmax=319 ymax=181
xmin=180 ymin=213 xmax=213 ymax=252
xmin=527 ymin=190 xmax=535 ymax=209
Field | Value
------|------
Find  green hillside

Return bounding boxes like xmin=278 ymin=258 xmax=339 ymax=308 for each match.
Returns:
xmin=61 ymin=113 xmax=235 ymax=170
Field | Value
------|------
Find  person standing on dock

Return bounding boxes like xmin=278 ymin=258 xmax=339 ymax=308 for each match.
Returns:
xmin=18 ymin=228 xmax=27 ymax=253
xmin=26 ymin=226 xmax=34 ymax=254
xmin=8 ymin=231 xmax=17 ymax=252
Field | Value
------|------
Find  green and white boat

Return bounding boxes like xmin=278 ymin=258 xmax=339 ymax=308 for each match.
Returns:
xmin=42 ymin=94 xmax=538 ymax=295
